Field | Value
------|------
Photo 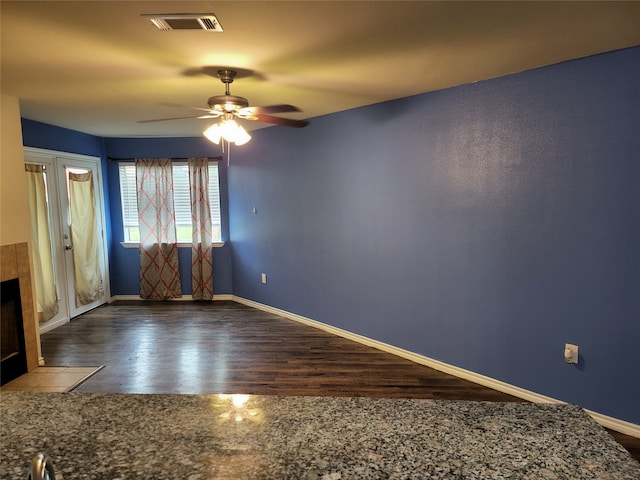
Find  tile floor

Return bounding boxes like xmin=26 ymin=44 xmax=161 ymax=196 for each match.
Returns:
xmin=1 ymin=366 xmax=103 ymax=392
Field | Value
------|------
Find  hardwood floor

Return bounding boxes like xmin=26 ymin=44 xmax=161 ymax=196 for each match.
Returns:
xmin=40 ymin=300 xmax=639 ymax=462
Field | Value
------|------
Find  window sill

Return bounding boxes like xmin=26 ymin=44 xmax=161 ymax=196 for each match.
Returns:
xmin=120 ymin=241 xmax=226 ymax=249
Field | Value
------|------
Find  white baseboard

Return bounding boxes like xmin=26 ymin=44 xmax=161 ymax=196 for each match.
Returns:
xmin=110 ymin=294 xmax=233 ymax=302
xmin=38 ymin=316 xmax=70 ymax=334
xmin=232 ymin=296 xmax=640 ymax=438
xmin=587 ymin=410 xmax=640 ymax=438
xmin=213 ymin=294 xmax=234 ymax=301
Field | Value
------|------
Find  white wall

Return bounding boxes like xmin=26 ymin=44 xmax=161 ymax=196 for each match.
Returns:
xmin=1 ymin=93 xmax=29 ymax=246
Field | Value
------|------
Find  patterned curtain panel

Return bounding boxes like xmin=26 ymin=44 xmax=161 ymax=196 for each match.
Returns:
xmin=188 ymin=158 xmax=214 ymax=300
xmin=135 ymin=158 xmax=182 ymax=299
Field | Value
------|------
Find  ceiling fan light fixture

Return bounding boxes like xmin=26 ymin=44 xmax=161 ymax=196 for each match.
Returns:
xmin=203 ymin=123 xmax=222 ymax=144
xmin=233 ymin=125 xmax=252 ymax=146
xmin=203 ymin=119 xmax=251 ymax=146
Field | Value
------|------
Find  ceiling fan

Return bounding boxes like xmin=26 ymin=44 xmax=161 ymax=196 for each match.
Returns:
xmin=140 ymin=69 xmax=310 ymax=130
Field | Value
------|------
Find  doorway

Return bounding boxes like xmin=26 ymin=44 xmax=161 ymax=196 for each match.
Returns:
xmin=24 ymin=147 xmax=109 ymax=333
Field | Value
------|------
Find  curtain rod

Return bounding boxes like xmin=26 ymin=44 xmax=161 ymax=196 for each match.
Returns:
xmin=107 ymin=156 xmax=222 ymax=162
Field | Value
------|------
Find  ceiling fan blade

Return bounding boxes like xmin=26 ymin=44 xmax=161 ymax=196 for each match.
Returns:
xmin=158 ymin=102 xmax=212 ymax=113
xmin=255 ymin=114 xmax=309 ymax=128
xmin=137 ymin=114 xmax=218 ymax=124
xmin=240 ymin=104 xmax=301 ymax=116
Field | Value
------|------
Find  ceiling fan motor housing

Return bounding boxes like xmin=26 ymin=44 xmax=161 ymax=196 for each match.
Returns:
xmin=208 ymin=94 xmax=250 ymax=111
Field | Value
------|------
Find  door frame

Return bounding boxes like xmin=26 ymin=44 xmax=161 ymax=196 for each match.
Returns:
xmin=24 ymin=149 xmax=68 ymax=332
xmin=24 ymin=147 xmax=111 ymax=332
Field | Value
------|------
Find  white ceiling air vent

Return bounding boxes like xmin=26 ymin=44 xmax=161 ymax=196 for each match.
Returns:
xmin=142 ymin=13 xmax=223 ymax=32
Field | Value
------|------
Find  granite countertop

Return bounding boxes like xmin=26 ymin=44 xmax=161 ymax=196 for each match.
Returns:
xmin=1 ymin=392 xmax=638 ymax=479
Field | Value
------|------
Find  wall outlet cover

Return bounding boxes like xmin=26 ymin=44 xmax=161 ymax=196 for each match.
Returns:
xmin=564 ymin=343 xmax=579 ymax=364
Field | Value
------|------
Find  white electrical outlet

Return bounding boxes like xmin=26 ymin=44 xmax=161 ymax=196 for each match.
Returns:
xmin=261 ymin=273 xmax=267 ymax=284
xmin=564 ymin=343 xmax=579 ymax=364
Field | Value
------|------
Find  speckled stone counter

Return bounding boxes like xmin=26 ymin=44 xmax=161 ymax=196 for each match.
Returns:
xmin=1 ymin=393 xmax=638 ymax=479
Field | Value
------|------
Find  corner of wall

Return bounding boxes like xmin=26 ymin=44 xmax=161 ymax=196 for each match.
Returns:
xmin=1 ymin=93 xmax=30 ymax=246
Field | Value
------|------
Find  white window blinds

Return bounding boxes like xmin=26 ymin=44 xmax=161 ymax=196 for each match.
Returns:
xmin=118 ymin=162 xmax=221 ymax=243
xmin=119 ymin=164 xmax=138 ymax=230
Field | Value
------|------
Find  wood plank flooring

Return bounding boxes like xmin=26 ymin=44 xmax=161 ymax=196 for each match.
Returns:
xmin=39 ymin=300 xmax=639 ymax=462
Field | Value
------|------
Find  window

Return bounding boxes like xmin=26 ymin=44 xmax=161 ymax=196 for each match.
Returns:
xmin=118 ymin=162 xmax=222 ymax=244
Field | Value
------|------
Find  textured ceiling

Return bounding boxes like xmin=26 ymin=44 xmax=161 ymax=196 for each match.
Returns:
xmin=2 ymin=1 xmax=640 ymax=138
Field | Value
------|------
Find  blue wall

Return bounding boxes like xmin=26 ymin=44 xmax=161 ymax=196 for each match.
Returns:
xmin=22 ymin=119 xmax=105 ymax=158
xmin=103 ymin=137 xmax=233 ymax=295
xmin=228 ymin=47 xmax=640 ymax=424
xmin=20 ymin=47 xmax=639 ymax=424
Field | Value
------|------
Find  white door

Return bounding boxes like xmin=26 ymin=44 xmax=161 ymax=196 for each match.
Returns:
xmin=24 ymin=152 xmax=67 ymax=331
xmin=56 ymin=155 xmax=108 ymax=318
xmin=24 ymin=147 xmax=110 ymax=331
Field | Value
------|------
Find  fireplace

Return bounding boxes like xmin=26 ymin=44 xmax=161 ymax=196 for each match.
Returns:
xmin=1 ymin=278 xmax=28 ymax=384
xmin=0 ymin=242 xmax=41 ymax=378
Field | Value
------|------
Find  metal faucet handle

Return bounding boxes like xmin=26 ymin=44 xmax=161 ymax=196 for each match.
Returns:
xmin=26 ymin=453 xmax=55 ymax=480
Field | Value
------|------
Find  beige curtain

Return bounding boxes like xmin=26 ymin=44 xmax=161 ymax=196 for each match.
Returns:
xmin=69 ymin=172 xmax=103 ymax=307
xmin=25 ymin=164 xmax=59 ymax=322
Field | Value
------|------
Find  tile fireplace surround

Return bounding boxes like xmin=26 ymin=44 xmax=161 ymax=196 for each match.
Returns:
xmin=0 ymin=242 xmax=40 ymax=372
